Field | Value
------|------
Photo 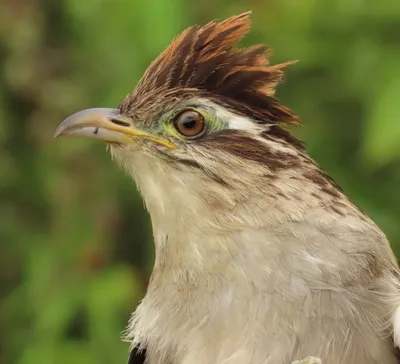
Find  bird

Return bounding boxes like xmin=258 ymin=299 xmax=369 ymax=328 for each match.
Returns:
xmin=55 ymin=11 xmax=400 ymax=364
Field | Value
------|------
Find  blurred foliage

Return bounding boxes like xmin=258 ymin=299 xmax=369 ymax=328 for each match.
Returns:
xmin=0 ymin=0 xmax=399 ymax=363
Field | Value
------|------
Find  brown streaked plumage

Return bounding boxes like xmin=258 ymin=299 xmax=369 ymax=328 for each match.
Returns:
xmin=119 ymin=11 xmax=299 ymax=127
xmin=200 ymin=129 xmax=303 ymax=171
xmin=55 ymin=11 xmax=400 ymax=364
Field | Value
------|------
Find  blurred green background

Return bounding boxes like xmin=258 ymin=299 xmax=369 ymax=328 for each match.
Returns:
xmin=1 ymin=0 xmax=400 ymax=363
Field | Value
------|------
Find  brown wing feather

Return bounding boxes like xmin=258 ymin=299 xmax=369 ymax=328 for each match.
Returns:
xmin=127 ymin=346 xmax=147 ymax=364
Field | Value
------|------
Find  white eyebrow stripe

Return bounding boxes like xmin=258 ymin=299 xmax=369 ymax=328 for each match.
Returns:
xmin=218 ymin=108 xmax=267 ymax=134
xmin=199 ymin=98 xmax=268 ymax=135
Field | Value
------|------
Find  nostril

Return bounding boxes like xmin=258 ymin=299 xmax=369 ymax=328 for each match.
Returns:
xmin=110 ymin=118 xmax=130 ymax=127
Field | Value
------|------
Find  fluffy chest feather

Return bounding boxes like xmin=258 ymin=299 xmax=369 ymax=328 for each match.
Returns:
xmin=128 ymin=215 xmax=399 ymax=362
xmin=128 ymin=227 xmax=400 ymax=364
xmin=114 ymin=149 xmax=400 ymax=364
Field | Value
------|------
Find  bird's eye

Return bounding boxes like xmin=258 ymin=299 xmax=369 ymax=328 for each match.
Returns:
xmin=173 ymin=110 xmax=206 ymax=138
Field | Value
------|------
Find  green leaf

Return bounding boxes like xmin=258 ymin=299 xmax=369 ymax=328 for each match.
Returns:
xmin=362 ymin=57 xmax=400 ymax=168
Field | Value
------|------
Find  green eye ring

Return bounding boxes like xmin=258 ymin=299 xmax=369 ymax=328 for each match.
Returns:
xmin=172 ymin=108 xmax=207 ymax=139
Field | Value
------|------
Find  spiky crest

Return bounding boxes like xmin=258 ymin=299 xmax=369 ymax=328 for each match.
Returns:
xmin=119 ymin=12 xmax=299 ymax=125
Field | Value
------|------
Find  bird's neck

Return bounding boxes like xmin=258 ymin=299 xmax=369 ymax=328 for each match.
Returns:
xmin=124 ymin=148 xmax=347 ymax=276
xmin=121 ymin=149 xmax=397 ymax=364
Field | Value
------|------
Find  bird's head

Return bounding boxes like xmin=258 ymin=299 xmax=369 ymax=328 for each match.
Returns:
xmin=55 ymin=12 xmax=310 ymax=231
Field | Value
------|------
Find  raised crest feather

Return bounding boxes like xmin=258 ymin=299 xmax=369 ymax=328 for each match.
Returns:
xmin=120 ymin=11 xmax=300 ymax=125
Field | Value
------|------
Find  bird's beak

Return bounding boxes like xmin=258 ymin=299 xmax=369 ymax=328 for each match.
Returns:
xmin=54 ymin=108 xmax=177 ymax=149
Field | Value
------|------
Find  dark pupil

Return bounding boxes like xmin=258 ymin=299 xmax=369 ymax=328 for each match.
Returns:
xmin=182 ymin=115 xmax=197 ymax=129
